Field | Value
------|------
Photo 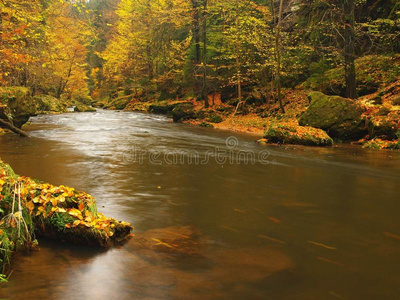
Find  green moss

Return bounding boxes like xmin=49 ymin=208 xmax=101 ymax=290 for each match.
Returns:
xmin=264 ymin=123 xmax=333 ymax=147
xmin=369 ymin=116 xmax=397 ymax=140
xmin=171 ymin=103 xmax=195 ymax=122
xmin=199 ymin=122 xmax=214 ymax=128
xmin=49 ymin=213 xmax=76 ymax=233
xmin=35 ymin=95 xmax=68 ymax=113
xmin=299 ymin=92 xmax=367 ymax=140
xmin=303 ymin=55 xmax=400 ymax=97
xmin=104 ymin=95 xmax=131 ymax=110
xmin=0 ymin=87 xmax=29 ymax=104
xmin=208 ymin=114 xmax=223 ymax=123
xmin=73 ymin=102 xmax=96 ymax=112
xmin=363 ymin=138 xmax=400 ymax=150
xmin=149 ymin=100 xmax=178 ymax=114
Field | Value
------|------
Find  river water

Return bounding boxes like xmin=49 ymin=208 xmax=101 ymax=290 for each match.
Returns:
xmin=0 ymin=109 xmax=400 ymax=299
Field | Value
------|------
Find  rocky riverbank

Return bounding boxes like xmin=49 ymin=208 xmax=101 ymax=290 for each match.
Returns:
xmin=0 ymin=87 xmax=96 ymax=136
xmin=0 ymin=159 xmax=133 ymax=281
xmin=96 ymin=81 xmax=400 ymax=150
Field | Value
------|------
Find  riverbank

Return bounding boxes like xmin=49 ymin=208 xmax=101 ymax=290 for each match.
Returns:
xmin=96 ymin=81 xmax=400 ymax=150
xmin=0 ymin=159 xmax=133 ymax=281
xmin=0 ymin=87 xmax=96 ymax=136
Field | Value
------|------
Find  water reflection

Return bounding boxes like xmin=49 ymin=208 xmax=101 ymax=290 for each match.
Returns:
xmin=0 ymin=110 xmax=400 ymax=299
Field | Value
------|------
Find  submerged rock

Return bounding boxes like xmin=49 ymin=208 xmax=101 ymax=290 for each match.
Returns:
xmin=299 ymin=91 xmax=367 ymax=140
xmin=264 ymin=123 xmax=333 ymax=146
xmin=127 ymin=226 xmax=202 ymax=256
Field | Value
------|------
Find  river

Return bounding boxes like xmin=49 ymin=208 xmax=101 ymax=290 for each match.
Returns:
xmin=0 ymin=109 xmax=400 ymax=299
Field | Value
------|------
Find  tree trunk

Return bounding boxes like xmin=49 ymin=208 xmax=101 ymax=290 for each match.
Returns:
xmin=192 ymin=0 xmax=201 ymax=64
xmin=0 ymin=119 xmax=29 ymax=137
xmin=235 ymin=3 xmax=242 ymax=105
xmin=275 ymin=0 xmax=285 ymax=113
xmin=192 ymin=0 xmax=201 ymax=97
xmin=344 ymin=0 xmax=357 ymax=99
xmin=201 ymin=0 xmax=209 ymax=108
xmin=233 ymin=0 xmax=244 ymax=116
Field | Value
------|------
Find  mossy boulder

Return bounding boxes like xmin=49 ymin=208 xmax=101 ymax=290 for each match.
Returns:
xmin=149 ymin=101 xmax=178 ymax=114
xmin=0 ymin=87 xmax=37 ymax=128
xmin=73 ymin=102 xmax=96 ymax=112
xmin=171 ymin=103 xmax=195 ymax=122
xmin=368 ymin=116 xmax=398 ymax=140
xmin=264 ymin=123 xmax=333 ymax=146
xmin=103 ymin=95 xmax=131 ymax=110
xmin=0 ymin=159 xmax=133 ymax=274
xmin=299 ymin=91 xmax=366 ymax=140
xmin=216 ymin=106 xmax=234 ymax=114
xmin=199 ymin=122 xmax=214 ymax=128
xmin=392 ymin=94 xmax=400 ymax=106
xmin=124 ymin=100 xmax=151 ymax=112
xmin=35 ymin=95 xmax=68 ymax=113
xmin=363 ymin=139 xmax=400 ymax=150
xmin=72 ymin=94 xmax=95 ymax=106
xmin=207 ymin=114 xmax=223 ymax=123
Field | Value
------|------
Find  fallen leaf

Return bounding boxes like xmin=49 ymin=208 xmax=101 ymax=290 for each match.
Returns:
xmin=308 ymin=240 xmax=337 ymax=250
xmin=268 ymin=216 xmax=281 ymax=223
xmin=258 ymin=234 xmax=286 ymax=244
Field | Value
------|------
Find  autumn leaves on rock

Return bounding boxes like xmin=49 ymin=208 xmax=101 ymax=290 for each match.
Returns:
xmin=0 ymin=159 xmax=133 ymax=274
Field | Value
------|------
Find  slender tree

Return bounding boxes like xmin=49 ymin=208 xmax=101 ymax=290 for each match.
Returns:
xmin=275 ymin=0 xmax=285 ymax=113
xmin=201 ymin=0 xmax=209 ymax=107
xmin=344 ymin=0 xmax=356 ymax=99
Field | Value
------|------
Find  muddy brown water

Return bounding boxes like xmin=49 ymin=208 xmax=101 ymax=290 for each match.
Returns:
xmin=0 ymin=109 xmax=400 ymax=299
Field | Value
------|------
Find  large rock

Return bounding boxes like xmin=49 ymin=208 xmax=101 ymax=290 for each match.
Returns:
xmin=35 ymin=95 xmax=68 ymax=113
xmin=0 ymin=87 xmax=37 ymax=128
xmin=73 ymin=102 xmax=96 ymax=112
xmin=264 ymin=123 xmax=333 ymax=146
xmin=171 ymin=103 xmax=195 ymax=122
xmin=103 ymin=95 xmax=131 ymax=110
xmin=124 ymin=100 xmax=151 ymax=112
xmin=299 ymin=91 xmax=366 ymax=140
xmin=149 ymin=100 xmax=179 ymax=115
xmin=368 ymin=116 xmax=398 ymax=140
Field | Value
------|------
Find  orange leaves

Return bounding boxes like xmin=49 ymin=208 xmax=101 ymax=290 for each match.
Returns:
xmin=268 ymin=216 xmax=281 ymax=224
xmin=26 ymin=201 xmax=35 ymax=214
xmin=68 ymin=208 xmax=83 ymax=220
xmin=35 ymin=206 xmax=46 ymax=218
xmin=0 ymin=160 xmax=133 ymax=242
xmin=51 ymin=198 xmax=58 ymax=207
